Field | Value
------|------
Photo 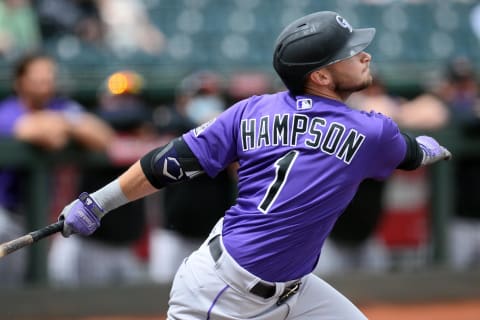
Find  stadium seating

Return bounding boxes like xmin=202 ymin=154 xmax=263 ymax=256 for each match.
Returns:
xmin=1 ymin=0 xmax=479 ymax=99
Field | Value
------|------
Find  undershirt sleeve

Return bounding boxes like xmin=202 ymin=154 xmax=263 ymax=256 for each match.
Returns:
xmin=396 ymin=132 xmax=422 ymax=170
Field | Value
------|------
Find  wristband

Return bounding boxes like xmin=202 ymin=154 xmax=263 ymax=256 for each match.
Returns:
xmin=90 ymin=179 xmax=129 ymax=216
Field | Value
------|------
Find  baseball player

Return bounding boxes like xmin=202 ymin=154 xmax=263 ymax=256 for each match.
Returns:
xmin=58 ymin=11 xmax=451 ymax=319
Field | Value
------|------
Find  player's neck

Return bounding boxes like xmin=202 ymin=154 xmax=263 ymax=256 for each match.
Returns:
xmin=303 ymin=86 xmax=351 ymax=102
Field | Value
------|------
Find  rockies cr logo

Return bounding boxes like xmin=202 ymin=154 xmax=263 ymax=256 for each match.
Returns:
xmin=336 ymin=15 xmax=352 ymax=32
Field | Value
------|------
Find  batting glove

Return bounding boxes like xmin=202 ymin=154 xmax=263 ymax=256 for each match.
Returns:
xmin=59 ymin=192 xmax=104 ymax=237
xmin=416 ymin=135 xmax=452 ymax=166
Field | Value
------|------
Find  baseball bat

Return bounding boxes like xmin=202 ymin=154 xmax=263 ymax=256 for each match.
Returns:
xmin=0 ymin=221 xmax=64 ymax=258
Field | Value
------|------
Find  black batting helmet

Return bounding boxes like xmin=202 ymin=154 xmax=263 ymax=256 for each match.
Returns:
xmin=273 ymin=11 xmax=376 ymax=94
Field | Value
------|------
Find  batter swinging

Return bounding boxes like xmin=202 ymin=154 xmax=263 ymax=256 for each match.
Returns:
xmin=59 ymin=11 xmax=451 ymax=319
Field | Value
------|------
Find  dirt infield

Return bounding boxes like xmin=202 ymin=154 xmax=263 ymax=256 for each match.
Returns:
xmin=362 ymin=299 xmax=480 ymax=320
xmin=74 ymin=299 xmax=480 ymax=320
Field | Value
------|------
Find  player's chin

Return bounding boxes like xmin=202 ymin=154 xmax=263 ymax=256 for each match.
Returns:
xmin=360 ymin=74 xmax=373 ymax=88
xmin=350 ymin=79 xmax=372 ymax=92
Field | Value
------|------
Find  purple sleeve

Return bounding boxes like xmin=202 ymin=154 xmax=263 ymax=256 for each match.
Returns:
xmin=368 ymin=114 xmax=407 ymax=180
xmin=182 ymin=101 xmax=243 ymax=177
xmin=0 ymin=116 xmax=15 ymax=135
xmin=0 ymin=103 xmax=21 ymax=136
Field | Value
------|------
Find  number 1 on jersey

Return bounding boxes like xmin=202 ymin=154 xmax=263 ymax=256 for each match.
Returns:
xmin=258 ymin=150 xmax=299 ymax=213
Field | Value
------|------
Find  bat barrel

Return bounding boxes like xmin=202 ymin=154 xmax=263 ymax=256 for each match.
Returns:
xmin=0 ymin=235 xmax=33 ymax=257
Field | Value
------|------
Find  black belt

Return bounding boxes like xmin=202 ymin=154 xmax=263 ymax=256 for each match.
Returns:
xmin=208 ymin=235 xmax=301 ymax=303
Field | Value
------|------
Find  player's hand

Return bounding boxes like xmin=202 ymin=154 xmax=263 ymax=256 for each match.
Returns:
xmin=416 ymin=135 xmax=452 ymax=166
xmin=59 ymin=192 xmax=104 ymax=237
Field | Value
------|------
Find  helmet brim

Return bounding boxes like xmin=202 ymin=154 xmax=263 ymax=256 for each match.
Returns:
xmin=327 ymin=27 xmax=376 ymax=66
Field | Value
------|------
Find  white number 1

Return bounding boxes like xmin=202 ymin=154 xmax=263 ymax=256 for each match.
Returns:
xmin=258 ymin=150 xmax=299 ymax=213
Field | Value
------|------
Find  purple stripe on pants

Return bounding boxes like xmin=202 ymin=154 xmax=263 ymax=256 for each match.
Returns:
xmin=206 ymin=285 xmax=230 ymax=320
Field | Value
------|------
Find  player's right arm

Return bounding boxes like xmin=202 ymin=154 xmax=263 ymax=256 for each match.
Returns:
xmin=59 ymin=137 xmax=204 ymax=237
xmin=396 ymin=133 xmax=451 ymax=170
xmin=414 ymin=135 xmax=452 ymax=165
xmin=367 ymin=114 xmax=451 ymax=180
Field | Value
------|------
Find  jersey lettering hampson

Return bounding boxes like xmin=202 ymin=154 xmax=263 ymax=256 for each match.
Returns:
xmin=240 ymin=113 xmax=365 ymax=164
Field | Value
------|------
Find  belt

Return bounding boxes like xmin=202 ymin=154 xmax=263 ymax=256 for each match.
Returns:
xmin=208 ymin=235 xmax=301 ymax=303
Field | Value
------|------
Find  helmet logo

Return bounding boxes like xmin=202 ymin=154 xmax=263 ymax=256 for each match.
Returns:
xmin=336 ymin=15 xmax=352 ymax=32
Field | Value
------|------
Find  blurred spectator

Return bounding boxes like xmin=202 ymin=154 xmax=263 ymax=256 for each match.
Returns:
xmin=316 ymin=74 xmax=450 ymax=274
xmin=175 ymin=70 xmax=226 ymax=124
xmin=35 ymin=0 xmax=103 ymax=46
xmin=96 ymin=0 xmax=165 ymax=58
xmin=349 ymin=76 xmax=449 ymax=131
xmin=227 ymin=72 xmax=273 ymax=104
xmin=0 ymin=52 xmax=114 ymax=287
xmin=433 ymin=56 xmax=480 ymax=270
xmin=149 ymin=71 xmax=236 ymax=283
xmin=433 ymin=56 xmax=480 ymax=126
xmin=48 ymin=70 xmax=160 ymax=286
xmin=0 ymin=0 xmax=41 ymax=60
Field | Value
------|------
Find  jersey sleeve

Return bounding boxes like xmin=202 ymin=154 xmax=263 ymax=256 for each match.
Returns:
xmin=368 ymin=114 xmax=407 ymax=180
xmin=0 ymin=103 xmax=20 ymax=136
xmin=182 ymin=100 xmax=243 ymax=177
xmin=0 ymin=114 xmax=16 ymax=136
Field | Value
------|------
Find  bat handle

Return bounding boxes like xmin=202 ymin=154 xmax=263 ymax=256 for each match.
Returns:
xmin=29 ymin=220 xmax=64 ymax=241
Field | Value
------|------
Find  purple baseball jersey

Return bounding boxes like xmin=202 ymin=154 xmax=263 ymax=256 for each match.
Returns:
xmin=183 ymin=91 xmax=406 ymax=282
xmin=0 ymin=96 xmax=83 ymax=212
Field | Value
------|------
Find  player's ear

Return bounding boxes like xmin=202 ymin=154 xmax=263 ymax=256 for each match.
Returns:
xmin=308 ymin=69 xmax=331 ymax=86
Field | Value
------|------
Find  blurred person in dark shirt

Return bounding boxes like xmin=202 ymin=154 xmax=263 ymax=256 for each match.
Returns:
xmin=434 ymin=56 xmax=480 ymax=125
xmin=0 ymin=52 xmax=113 ymax=287
xmin=149 ymin=71 xmax=236 ymax=283
xmin=48 ymin=70 xmax=158 ymax=286
xmin=434 ymin=56 xmax=480 ymax=270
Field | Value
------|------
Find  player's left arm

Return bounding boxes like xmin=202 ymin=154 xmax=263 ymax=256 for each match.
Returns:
xmin=59 ymin=136 xmax=204 ymax=236
xmin=397 ymin=133 xmax=451 ymax=170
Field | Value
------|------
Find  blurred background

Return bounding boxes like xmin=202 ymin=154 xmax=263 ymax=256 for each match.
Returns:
xmin=0 ymin=0 xmax=479 ymax=319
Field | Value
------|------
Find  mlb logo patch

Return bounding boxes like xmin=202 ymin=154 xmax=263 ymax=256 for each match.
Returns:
xmin=296 ymin=98 xmax=313 ymax=110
